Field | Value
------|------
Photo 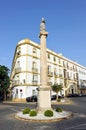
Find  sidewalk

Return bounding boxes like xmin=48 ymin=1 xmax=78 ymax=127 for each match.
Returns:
xmin=52 ymin=98 xmax=74 ymax=105
xmin=3 ymin=98 xmax=74 ymax=105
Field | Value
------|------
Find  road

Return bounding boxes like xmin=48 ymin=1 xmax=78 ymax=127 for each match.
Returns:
xmin=0 ymin=97 xmax=86 ymax=130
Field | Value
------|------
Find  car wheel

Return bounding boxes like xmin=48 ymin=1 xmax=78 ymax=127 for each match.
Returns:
xmin=32 ymin=99 xmax=34 ymax=102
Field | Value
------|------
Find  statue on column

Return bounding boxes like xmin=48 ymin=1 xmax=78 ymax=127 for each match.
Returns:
xmin=40 ymin=18 xmax=46 ymax=32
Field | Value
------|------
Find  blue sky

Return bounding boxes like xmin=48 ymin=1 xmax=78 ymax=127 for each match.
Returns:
xmin=0 ymin=0 xmax=86 ymax=71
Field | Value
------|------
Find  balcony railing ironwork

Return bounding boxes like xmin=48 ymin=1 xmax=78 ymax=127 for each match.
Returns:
xmin=32 ymin=68 xmax=38 ymax=73
xmin=54 ymin=72 xmax=58 ymax=77
xmin=32 ymin=80 xmax=38 ymax=85
xmin=12 ymin=80 xmax=20 ymax=86
xmin=15 ymin=67 xmax=21 ymax=73
xmin=59 ymin=74 xmax=63 ymax=78
xmin=48 ymin=71 xmax=53 ymax=77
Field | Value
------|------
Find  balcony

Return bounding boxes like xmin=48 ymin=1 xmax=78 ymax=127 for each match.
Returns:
xmin=48 ymin=71 xmax=53 ymax=77
xmin=59 ymin=63 xmax=62 ymax=67
xmin=63 ymin=64 xmax=67 ymax=68
xmin=32 ymin=53 xmax=38 ymax=58
xmin=47 ymin=82 xmax=52 ymax=86
xmin=12 ymin=80 xmax=20 ymax=86
xmin=59 ymin=74 xmax=63 ymax=78
xmin=68 ymin=76 xmax=71 ymax=80
xmin=32 ymin=68 xmax=38 ymax=73
xmin=74 ymin=77 xmax=77 ymax=81
xmin=16 ymin=51 xmax=21 ymax=56
xmin=54 ymin=72 xmax=58 ymax=78
xmin=15 ymin=67 xmax=21 ymax=73
xmin=32 ymin=80 xmax=38 ymax=85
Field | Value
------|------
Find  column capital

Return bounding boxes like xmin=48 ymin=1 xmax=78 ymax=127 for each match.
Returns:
xmin=39 ymin=31 xmax=48 ymax=38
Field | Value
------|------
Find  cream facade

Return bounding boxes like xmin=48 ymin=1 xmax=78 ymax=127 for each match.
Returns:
xmin=77 ymin=64 xmax=86 ymax=94
xmin=10 ymin=38 xmax=86 ymax=101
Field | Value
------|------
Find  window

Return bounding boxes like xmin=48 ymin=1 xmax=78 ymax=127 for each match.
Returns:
xmin=73 ymin=74 xmax=76 ymax=80
xmin=17 ymin=47 xmax=21 ymax=55
xmin=17 ymin=61 xmax=20 ymax=67
xmin=32 ymin=61 xmax=37 ymax=68
xmin=67 ymin=63 xmax=69 ymax=69
xmin=58 ymin=58 xmax=61 ymax=64
xmin=48 ymin=65 xmax=51 ymax=72
xmin=47 ymin=53 xmax=50 ymax=59
xmin=32 ymin=90 xmax=36 ymax=95
xmin=23 ymin=79 xmax=26 ymax=84
xmin=59 ymin=69 xmax=63 ymax=77
xmin=32 ymin=74 xmax=38 ymax=84
xmin=54 ymin=67 xmax=56 ymax=72
xmin=16 ymin=89 xmax=18 ymax=94
xmin=59 ymin=79 xmax=63 ymax=85
xmin=53 ymin=56 xmax=56 ymax=62
xmin=54 ymin=78 xmax=57 ymax=83
xmin=33 ymin=47 xmax=37 ymax=54
xmin=32 ymin=61 xmax=38 ymax=73
xmin=59 ymin=69 xmax=61 ymax=74
xmin=48 ymin=77 xmax=52 ymax=85
xmin=67 ymin=72 xmax=69 ymax=78
xmin=63 ymin=61 xmax=65 ymax=67
xmin=54 ymin=67 xmax=57 ymax=75
xmin=17 ymin=75 xmax=19 ymax=83
xmin=32 ymin=74 xmax=38 ymax=81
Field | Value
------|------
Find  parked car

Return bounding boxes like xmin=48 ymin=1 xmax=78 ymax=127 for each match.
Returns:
xmin=51 ymin=94 xmax=64 ymax=100
xmin=51 ymin=95 xmax=57 ymax=100
xmin=58 ymin=94 xmax=64 ymax=98
xmin=0 ymin=95 xmax=4 ymax=101
xmin=26 ymin=95 xmax=37 ymax=102
xmin=79 ymin=94 xmax=86 ymax=97
xmin=67 ymin=93 xmax=79 ymax=98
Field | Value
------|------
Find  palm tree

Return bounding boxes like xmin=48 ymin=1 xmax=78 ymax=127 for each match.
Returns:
xmin=51 ymin=83 xmax=63 ymax=101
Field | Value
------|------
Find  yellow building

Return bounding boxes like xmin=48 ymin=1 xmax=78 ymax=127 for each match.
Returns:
xmin=10 ymin=38 xmax=86 ymax=102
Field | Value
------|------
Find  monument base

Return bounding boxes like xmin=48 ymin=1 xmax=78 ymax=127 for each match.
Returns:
xmin=37 ymin=86 xmax=51 ymax=113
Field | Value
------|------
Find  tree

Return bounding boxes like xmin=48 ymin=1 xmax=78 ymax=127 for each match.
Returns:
xmin=0 ymin=65 xmax=10 ymax=100
xmin=51 ymin=83 xmax=63 ymax=101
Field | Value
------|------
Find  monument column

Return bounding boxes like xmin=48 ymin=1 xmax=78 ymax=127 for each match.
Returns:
xmin=37 ymin=18 xmax=51 ymax=112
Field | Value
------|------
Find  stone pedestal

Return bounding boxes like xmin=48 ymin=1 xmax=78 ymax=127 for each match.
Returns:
xmin=37 ymin=31 xmax=51 ymax=112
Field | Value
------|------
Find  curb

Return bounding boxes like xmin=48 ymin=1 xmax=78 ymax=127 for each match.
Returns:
xmin=3 ymin=99 xmax=73 ymax=105
xmin=15 ymin=111 xmax=73 ymax=122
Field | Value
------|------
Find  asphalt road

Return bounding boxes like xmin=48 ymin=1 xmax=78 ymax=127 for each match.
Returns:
xmin=0 ymin=97 xmax=86 ymax=130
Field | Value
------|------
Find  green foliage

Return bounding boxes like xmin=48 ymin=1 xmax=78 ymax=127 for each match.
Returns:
xmin=56 ymin=107 xmax=62 ymax=112
xmin=51 ymin=83 xmax=63 ymax=93
xmin=57 ymin=98 xmax=61 ymax=102
xmin=29 ymin=110 xmax=37 ymax=116
xmin=0 ymin=65 xmax=10 ymax=100
xmin=23 ymin=108 xmax=30 ymax=114
xmin=51 ymin=83 xmax=63 ymax=101
xmin=44 ymin=110 xmax=53 ymax=117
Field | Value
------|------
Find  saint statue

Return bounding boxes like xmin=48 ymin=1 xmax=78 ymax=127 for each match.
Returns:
xmin=40 ymin=18 xmax=46 ymax=32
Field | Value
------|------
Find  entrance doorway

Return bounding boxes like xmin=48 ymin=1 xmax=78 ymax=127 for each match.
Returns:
xmin=72 ymin=88 xmax=74 ymax=94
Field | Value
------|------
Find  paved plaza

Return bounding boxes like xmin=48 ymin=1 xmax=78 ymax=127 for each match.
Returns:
xmin=0 ymin=97 xmax=86 ymax=130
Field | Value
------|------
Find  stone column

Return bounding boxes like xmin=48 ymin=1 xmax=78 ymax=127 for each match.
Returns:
xmin=37 ymin=18 xmax=51 ymax=112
